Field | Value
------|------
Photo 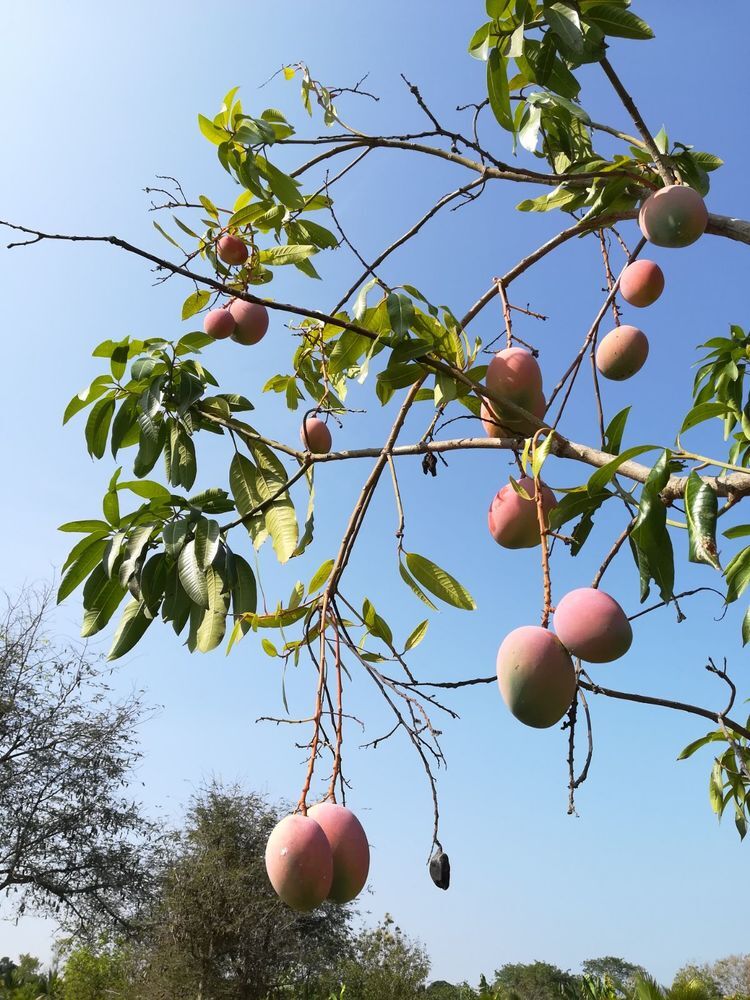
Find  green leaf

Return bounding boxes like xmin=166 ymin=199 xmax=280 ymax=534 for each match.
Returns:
xmin=163 ymin=518 xmax=190 ymax=561
xmin=531 ymin=431 xmax=555 ymax=478
xmin=250 ymin=443 xmax=298 ymax=563
xmin=63 ymin=375 xmax=113 ymax=424
xmin=631 ymin=450 xmax=675 ymax=603
xmin=258 ymin=244 xmax=317 ymax=266
xmin=58 ymin=535 xmax=108 ymax=603
xmin=548 ymin=487 xmax=613 ymax=530
xmin=404 ymin=619 xmax=429 ymax=652
xmin=399 ymin=558 xmax=438 ymax=611
xmin=182 ymin=289 xmax=211 ymax=320
xmin=230 ymin=453 xmax=263 ymax=541
xmin=191 ymin=565 xmax=230 ymax=652
xmin=742 ymin=607 xmax=750 ymax=647
xmin=81 ymin=564 xmax=127 ymax=637
xmin=404 ymin=552 xmax=476 ymax=610
xmin=685 ymin=471 xmax=720 ymax=570
xmin=677 ymin=730 xmax=725 ymax=760
xmin=59 ymin=519 xmax=112 ymax=533
xmin=386 ymin=293 xmax=415 ymax=340
xmin=230 ymin=553 xmax=257 ymax=634
xmin=604 ymin=406 xmax=630 ymax=455
xmin=85 ymin=396 xmax=116 ymax=459
xmin=545 ymin=3 xmax=584 ymax=56
xmin=309 ymin=558 xmax=334 ymax=593
xmin=582 ymin=4 xmax=654 ymax=39
xmin=725 ymin=545 xmax=750 ymax=604
xmin=178 ymin=540 xmax=209 ymax=608
xmin=487 ymin=48 xmax=513 ymax=132
xmin=679 ymin=401 xmax=731 ymax=435
xmin=108 ymin=599 xmax=152 ymax=660
xmin=194 ymin=517 xmax=220 ymax=570
xmin=198 ymin=113 xmax=229 ymax=145
xmin=587 ymin=444 xmax=659 ymax=494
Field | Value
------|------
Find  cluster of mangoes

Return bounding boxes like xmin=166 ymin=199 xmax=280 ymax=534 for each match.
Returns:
xmin=483 ymin=184 xmax=709 ymax=730
xmin=597 ymin=184 xmax=708 ymax=382
xmin=202 ymin=234 xmax=335 ymax=456
xmin=265 ymin=803 xmax=370 ymax=911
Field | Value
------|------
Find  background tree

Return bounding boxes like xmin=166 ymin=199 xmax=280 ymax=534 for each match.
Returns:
xmin=583 ymin=958 xmax=647 ymax=995
xmin=324 ymin=914 xmax=430 ymax=1000
xmin=128 ymin=784 xmax=352 ymax=1000
xmin=673 ymin=957 xmax=750 ymax=1000
xmin=60 ymin=946 xmax=127 ymax=1000
xmin=492 ymin=960 xmax=576 ymax=1000
xmin=0 ymin=588 xmax=158 ymax=931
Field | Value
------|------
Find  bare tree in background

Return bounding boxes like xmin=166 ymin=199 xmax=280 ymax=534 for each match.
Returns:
xmin=0 ymin=587 xmax=160 ymax=932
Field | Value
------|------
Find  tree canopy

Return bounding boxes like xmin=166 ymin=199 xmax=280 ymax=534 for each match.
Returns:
xmin=3 ymin=0 xmax=750 ymax=895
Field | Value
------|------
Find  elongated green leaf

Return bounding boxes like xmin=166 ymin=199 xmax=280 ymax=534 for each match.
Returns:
xmin=404 ymin=552 xmax=476 ymax=610
xmin=725 ymin=545 xmax=750 ymax=604
xmin=259 ymin=244 xmax=316 ymax=266
xmin=679 ymin=401 xmax=730 ymax=435
xmin=604 ymin=406 xmax=630 ymax=455
xmin=548 ymin=487 xmax=614 ymax=530
xmin=404 ymin=619 xmax=429 ymax=652
xmin=386 ymin=292 xmax=415 ymax=340
xmin=59 ymin=519 xmax=111 ymax=533
xmin=743 ymin=607 xmax=750 ymax=647
xmin=587 ymin=444 xmax=659 ymax=494
xmin=230 ymin=553 xmax=257 ymax=637
xmin=195 ymin=517 xmax=220 ymax=570
xmin=583 ymin=5 xmax=654 ymax=40
xmin=229 ymin=452 xmax=265 ymax=546
xmin=198 ymin=113 xmax=229 ymax=144
xmin=58 ymin=535 xmax=108 ymax=602
xmin=178 ymin=540 xmax=209 ymax=608
xmin=81 ymin=564 xmax=127 ymax=637
xmin=249 ymin=443 xmax=298 ymax=563
xmin=487 ymin=48 xmax=513 ymax=132
xmin=116 ymin=479 xmax=172 ymax=501
xmin=308 ymin=558 xmax=334 ymax=593
xmin=685 ymin=471 xmax=720 ymax=569
xmin=108 ymin=599 xmax=153 ymax=660
xmin=399 ymin=558 xmax=438 ymax=611
xmin=191 ymin=566 xmax=230 ymax=652
xmin=182 ymin=289 xmax=211 ymax=320
xmin=545 ymin=3 xmax=584 ymax=56
xmin=85 ymin=396 xmax=116 ymax=459
xmin=163 ymin=519 xmax=190 ymax=561
xmin=63 ymin=375 xmax=112 ymax=424
xmin=631 ymin=450 xmax=674 ymax=602
xmin=677 ymin=730 xmax=725 ymax=760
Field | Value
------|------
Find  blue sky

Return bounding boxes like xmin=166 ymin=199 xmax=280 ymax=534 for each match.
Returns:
xmin=1 ymin=0 xmax=749 ymax=985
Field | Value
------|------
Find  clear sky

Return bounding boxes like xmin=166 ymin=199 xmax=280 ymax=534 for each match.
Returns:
xmin=1 ymin=0 xmax=749 ymax=985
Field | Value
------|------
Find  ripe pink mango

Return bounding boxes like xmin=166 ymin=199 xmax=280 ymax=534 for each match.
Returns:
xmin=217 ymin=233 xmax=250 ymax=265
xmin=481 ymin=391 xmax=545 ymax=438
xmin=203 ymin=308 xmax=235 ymax=340
xmin=265 ymin=814 xmax=333 ymax=912
xmin=638 ymin=185 xmax=708 ymax=248
xmin=619 ymin=260 xmax=665 ymax=308
xmin=497 ymin=625 xmax=576 ymax=729
xmin=301 ymin=417 xmax=332 ymax=454
xmin=553 ymin=587 xmax=632 ymax=663
xmin=229 ymin=299 xmax=269 ymax=345
xmin=488 ymin=476 xmax=557 ymax=549
xmin=307 ymin=802 xmax=370 ymax=903
xmin=485 ymin=348 xmax=543 ymax=415
xmin=595 ymin=325 xmax=649 ymax=381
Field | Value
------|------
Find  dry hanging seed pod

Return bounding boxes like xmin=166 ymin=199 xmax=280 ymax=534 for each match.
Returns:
xmin=429 ymin=848 xmax=450 ymax=890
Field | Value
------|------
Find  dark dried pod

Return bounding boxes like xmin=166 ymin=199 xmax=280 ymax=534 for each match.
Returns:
xmin=429 ymin=848 xmax=450 ymax=890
